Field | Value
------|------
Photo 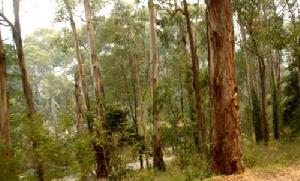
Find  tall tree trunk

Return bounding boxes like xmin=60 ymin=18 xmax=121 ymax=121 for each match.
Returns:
xmin=258 ymin=55 xmax=269 ymax=144
xmin=130 ymin=53 xmax=149 ymax=168
xmin=13 ymin=0 xmax=35 ymax=117
xmin=148 ymin=0 xmax=165 ymax=171
xmin=257 ymin=0 xmax=270 ymax=144
xmin=13 ymin=1 xmax=44 ymax=180
xmin=63 ymin=0 xmax=91 ymax=113
xmin=298 ymin=61 xmax=300 ymax=94
xmin=207 ymin=0 xmax=244 ymax=174
xmin=74 ymin=70 xmax=84 ymax=135
xmin=238 ymin=16 xmax=254 ymax=141
xmin=183 ymin=0 xmax=206 ymax=154
xmin=0 ymin=31 xmax=11 ymax=145
xmin=270 ymin=50 xmax=281 ymax=139
xmin=83 ymin=0 xmax=108 ymax=179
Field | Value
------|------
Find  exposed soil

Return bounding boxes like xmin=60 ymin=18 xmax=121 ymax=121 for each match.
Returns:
xmin=211 ymin=162 xmax=300 ymax=181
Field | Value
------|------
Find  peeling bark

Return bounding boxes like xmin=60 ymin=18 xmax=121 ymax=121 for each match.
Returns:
xmin=207 ymin=0 xmax=244 ymax=174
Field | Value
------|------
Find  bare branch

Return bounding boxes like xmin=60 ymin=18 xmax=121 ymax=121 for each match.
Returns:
xmin=0 ymin=12 xmax=15 ymax=31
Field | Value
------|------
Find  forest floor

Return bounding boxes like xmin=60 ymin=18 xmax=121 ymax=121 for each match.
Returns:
xmin=210 ymin=161 xmax=300 ymax=181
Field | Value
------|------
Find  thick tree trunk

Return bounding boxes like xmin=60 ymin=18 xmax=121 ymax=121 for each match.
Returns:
xmin=207 ymin=0 xmax=244 ymax=174
xmin=83 ymin=0 xmax=108 ymax=179
xmin=148 ymin=0 xmax=165 ymax=171
xmin=183 ymin=0 xmax=206 ymax=154
xmin=0 ymin=31 xmax=11 ymax=145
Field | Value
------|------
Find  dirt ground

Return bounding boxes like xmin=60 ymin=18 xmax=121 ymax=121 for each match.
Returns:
xmin=211 ymin=162 xmax=300 ymax=181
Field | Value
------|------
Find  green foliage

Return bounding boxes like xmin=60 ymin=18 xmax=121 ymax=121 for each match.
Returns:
xmin=282 ymin=68 xmax=299 ymax=126
xmin=243 ymin=140 xmax=300 ymax=169
xmin=252 ymin=90 xmax=263 ymax=143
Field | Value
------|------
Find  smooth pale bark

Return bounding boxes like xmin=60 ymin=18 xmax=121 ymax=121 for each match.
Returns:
xmin=148 ymin=0 xmax=165 ymax=171
xmin=207 ymin=0 xmax=244 ymax=174
xmin=183 ymin=0 xmax=206 ymax=154
xmin=83 ymin=0 xmax=108 ymax=179
xmin=0 ymin=31 xmax=11 ymax=145
xmin=83 ymin=0 xmax=104 ymax=117
xmin=63 ymin=0 xmax=91 ymax=112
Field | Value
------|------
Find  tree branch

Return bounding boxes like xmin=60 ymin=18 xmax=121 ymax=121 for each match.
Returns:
xmin=0 ymin=12 xmax=14 ymax=29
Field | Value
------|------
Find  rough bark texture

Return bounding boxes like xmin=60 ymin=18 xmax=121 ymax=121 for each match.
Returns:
xmin=148 ymin=0 xmax=165 ymax=171
xmin=0 ymin=31 xmax=11 ymax=145
xmin=183 ymin=0 xmax=206 ymax=154
xmin=207 ymin=0 xmax=244 ymax=174
xmin=74 ymin=70 xmax=84 ymax=135
xmin=83 ymin=0 xmax=108 ymax=179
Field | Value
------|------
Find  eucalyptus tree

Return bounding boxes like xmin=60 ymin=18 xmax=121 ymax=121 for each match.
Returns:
xmin=0 ymin=31 xmax=10 ymax=146
xmin=207 ymin=0 xmax=244 ymax=174
xmin=84 ymin=0 xmax=109 ymax=179
xmin=148 ymin=0 xmax=165 ymax=171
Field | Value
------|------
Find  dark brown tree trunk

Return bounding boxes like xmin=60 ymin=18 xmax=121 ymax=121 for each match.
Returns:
xmin=207 ymin=0 xmax=244 ymax=174
xmin=0 ymin=31 xmax=11 ymax=145
xmin=258 ymin=55 xmax=270 ymax=144
xmin=270 ymin=50 xmax=281 ymax=139
xmin=148 ymin=0 xmax=165 ymax=171
xmin=74 ymin=70 xmax=84 ymax=135
xmin=183 ymin=0 xmax=206 ymax=154
xmin=83 ymin=0 xmax=108 ymax=179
